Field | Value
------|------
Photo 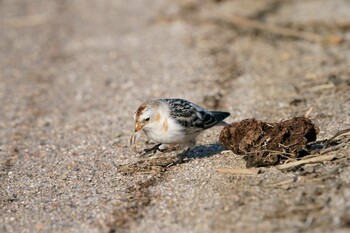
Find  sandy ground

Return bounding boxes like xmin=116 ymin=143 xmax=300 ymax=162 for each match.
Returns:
xmin=1 ymin=0 xmax=350 ymax=232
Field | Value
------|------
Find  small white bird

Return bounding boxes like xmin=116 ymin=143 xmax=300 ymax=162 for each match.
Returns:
xmin=133 ymin=98 xmax=230 ymax=154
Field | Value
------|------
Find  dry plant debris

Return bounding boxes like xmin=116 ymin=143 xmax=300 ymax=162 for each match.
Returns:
xmin=130 ymin=132 xmax=140 ymax=154
xmin=275 ymin=154 xmax=336 ymax=171
xmin=215 ymin=168 xmax=259 ymax=175
xmin=219 ymin=117 xmax=320 ymax=167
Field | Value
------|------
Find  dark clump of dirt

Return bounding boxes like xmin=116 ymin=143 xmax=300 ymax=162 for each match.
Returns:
xmin=219 ymin=117 xmax=320 ymax=167
xmin=107 ymin=178 xmax=155 ymax=233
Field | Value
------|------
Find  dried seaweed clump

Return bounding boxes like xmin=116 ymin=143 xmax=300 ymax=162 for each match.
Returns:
xmin=219 ymin=117 xmax=319 ymax=167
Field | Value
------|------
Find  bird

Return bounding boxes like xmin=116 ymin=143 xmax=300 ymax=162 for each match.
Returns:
xmin=133 ymin=98 xmax=230 ymax=155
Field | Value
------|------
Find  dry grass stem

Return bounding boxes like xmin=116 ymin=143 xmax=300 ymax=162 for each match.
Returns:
xmin=216 ymin=168 xmax=259 ymax=175
xmin=129 ymin=132 xmax=141 ymax=154
xmin=219 ymin=16 xmax=323 ymax=43
xmin=304 ymin=107 xmax=314 ymax=118
xmin=267 ymin=177 xmax=300 ymax=187
xmin=5 ymin=14 xmax=49 ymax=28
xmin=323 ymin=128 xmax=350 ymax=148
xmin=276 ymin=154 xmax=336 ymax=170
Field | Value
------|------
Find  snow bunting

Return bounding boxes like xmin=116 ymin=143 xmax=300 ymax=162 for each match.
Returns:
xmin=133 ymin=98 xmax=230 ymax=154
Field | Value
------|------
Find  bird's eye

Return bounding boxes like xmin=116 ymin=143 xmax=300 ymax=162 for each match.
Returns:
xmin=144 ymin=117 xmax=150 ymax=122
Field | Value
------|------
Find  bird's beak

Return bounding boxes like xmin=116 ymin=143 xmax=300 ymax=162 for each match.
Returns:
xmin=134 ymin=122 xmax=144 ymax=132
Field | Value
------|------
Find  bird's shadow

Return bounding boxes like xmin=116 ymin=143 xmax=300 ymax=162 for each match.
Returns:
xmin=178 ymin=143 xmax=226 ymax=159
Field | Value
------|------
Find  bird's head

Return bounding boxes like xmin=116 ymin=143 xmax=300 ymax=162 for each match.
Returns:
xmin=133 ymin=101 xmax=160 ymax=132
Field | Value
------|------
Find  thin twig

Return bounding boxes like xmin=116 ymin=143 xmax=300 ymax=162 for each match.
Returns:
xmin=5 ymin=14 xmax=49 ymax=28
xmin=215 ymin=168 xmax=259 ymax=175
xmin=275 ymin=154 xmax=336 ymax=170
xmin=217 ymin=16 xmax=323 ymax=43
xmin=323 ymin=128 xmax=350 ymax=148
xmin=130 ymin=132 xmax=147 ymax=154
xmin=245 ymin=149 xmax=295 ymax=157
xmin=266 ymin=177 xmax=300 ymax=187
xmin=309 ymin=83 xmax=335 ymax=91
xmin=304 ymin=107 xmax=313 ymax=118
xmin=157 ymin=14 xmax=343 ymax=44
xmin=321 ymin=143 xmax=348 ymax=155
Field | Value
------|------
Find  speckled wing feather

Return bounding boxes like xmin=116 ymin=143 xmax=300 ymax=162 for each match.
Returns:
xmin=160 ymin=99 xmax=230 ymax=133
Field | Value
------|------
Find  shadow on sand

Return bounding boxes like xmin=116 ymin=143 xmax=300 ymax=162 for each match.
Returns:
xmin=178 ymin=143 xmax=226 ymax=159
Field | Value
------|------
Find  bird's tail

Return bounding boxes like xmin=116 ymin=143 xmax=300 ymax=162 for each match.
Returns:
xmin=215 ymin=121 xmax=229 ymax=127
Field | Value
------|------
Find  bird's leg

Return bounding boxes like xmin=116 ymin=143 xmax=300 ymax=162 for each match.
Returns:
xmin=177 ymin=139 xmax=196 ymax=158
xmin=158 ymin=144 xmax=180 ymax=153
xmin=140 ymin=143 xmax=162 ymax=156
xmin=177 ymin=146 xmax=193 ymax=158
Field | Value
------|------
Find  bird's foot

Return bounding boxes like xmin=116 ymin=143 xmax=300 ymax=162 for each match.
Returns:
xmin=140 ymin=143 xmax=162 ymax=156
xmin=140 ymin=144 xmax=181 ymax=156
xmin=177 ymin=147 xmax=192 ymax=158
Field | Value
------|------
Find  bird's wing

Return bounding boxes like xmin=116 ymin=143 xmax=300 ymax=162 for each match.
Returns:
xmin=160 ymin=99 xmax=230 ymax=133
